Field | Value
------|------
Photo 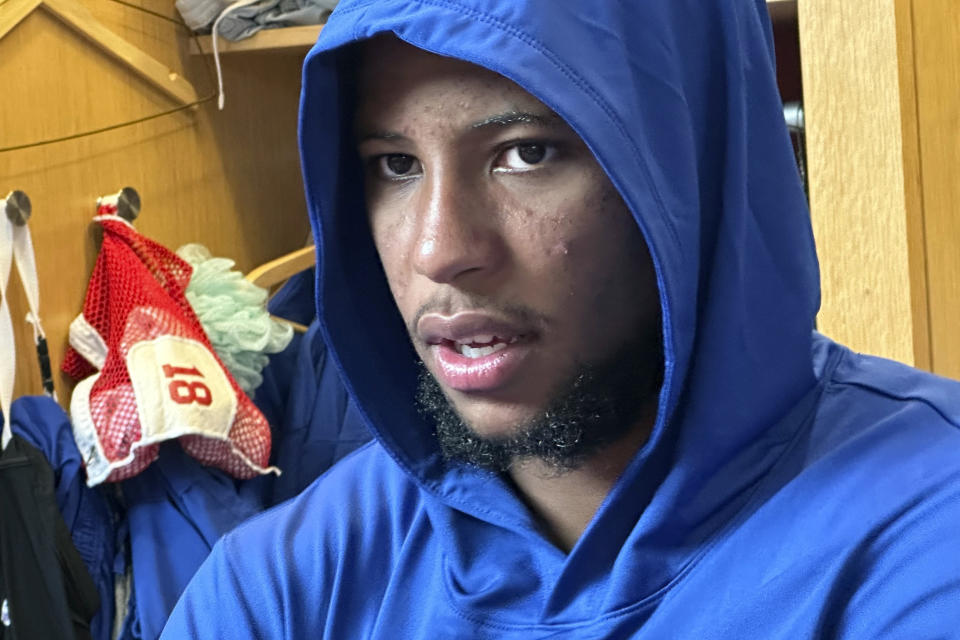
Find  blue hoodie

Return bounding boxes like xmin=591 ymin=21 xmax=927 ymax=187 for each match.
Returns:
xmin=164 ymin=1 xmax=960 ymax=637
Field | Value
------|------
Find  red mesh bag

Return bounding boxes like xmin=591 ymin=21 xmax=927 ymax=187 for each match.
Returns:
xmin=64 ymin=210 xmax=278 ymax=485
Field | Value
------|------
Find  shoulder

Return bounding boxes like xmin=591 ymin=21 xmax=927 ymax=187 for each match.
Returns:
xmin=826 ymin=341 xmax=960 ymax=426
xmin=162 ymin=441 xmax=425 ymax=639
xmin=766 ymin=339 xmax=960 ymax=558
xmin=799 ymin=343 xmax=960 ymax=582
xmin=796 ymin=343 xmax=960 ymax=509
xmin=809 ymin=341 xmax=960 ymax=462
xmin=729 ymin=343 xmax=960 ymax=636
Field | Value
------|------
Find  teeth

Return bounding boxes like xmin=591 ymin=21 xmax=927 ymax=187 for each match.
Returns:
xmin=448 ymin=334 xmax=524 ymax=358
xmin=458 ymin=341 xmax=509 ymax=358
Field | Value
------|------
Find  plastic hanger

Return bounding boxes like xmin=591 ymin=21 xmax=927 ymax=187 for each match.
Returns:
xmin=0 ymin=0 xmax=199 ymax=106
xmin=245 ymin=245 xmax=315 ymax=290
xmin=245 ymin=246 xmax=315 ymax=334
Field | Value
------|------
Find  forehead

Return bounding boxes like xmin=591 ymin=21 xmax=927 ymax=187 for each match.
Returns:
xmin=354 ymin=37 xmax=550 ymax=132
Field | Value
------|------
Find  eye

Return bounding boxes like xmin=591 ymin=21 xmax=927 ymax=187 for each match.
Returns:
xmin=494 ymin=142 xmax=556 ymax=173
xmin=376 ymin=154 xmax=422 ymax=179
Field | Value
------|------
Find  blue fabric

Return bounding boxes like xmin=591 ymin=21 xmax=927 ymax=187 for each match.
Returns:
xmin=250 ymin=323 xmax=372 ymax=505
xmin=164 ymin=1 xmax=960 ymax=637
xmin=266 ymin=268 xmax=316 ymax=327
xmin=248 ymin=270 xmax=317 ymax=446
xmin=245 ymin=268 xmax=371 ymax=507
xmin=9 ymin=396 xmax=115 ymax=640
xmin=259 ymin=321 xmax=371 ymax=503
xmin=240 ymin=270 xmax=316 ymax=506
xmin=122 ymin=443 xmax=264 ymax=639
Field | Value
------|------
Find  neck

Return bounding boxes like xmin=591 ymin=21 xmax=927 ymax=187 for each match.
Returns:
xmin=508 ymin=403 xmax=657 ymax=553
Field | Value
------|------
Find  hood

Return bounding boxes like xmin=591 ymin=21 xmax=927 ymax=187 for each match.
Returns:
xmin=298 ymin=0 xmax=820 ymax=621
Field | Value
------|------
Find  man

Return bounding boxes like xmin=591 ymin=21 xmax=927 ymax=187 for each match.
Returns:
xmin=164 ymin=1 xmax=960 ymax=637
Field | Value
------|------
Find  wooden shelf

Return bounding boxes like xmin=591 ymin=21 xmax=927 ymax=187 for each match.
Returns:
xmin=190 ymin=24 xmax=323 ymax=54
xmin=191 ymin=3 xmax=790 ymax=55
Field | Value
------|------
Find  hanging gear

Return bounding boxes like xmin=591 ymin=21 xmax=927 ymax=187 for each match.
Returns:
xmin=62 ymin=208 xmax=278 ymax=485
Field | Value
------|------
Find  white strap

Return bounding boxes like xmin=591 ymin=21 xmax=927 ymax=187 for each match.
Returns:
xmin=12 ymin=220 xmax=57 ymax=401
xmin=211 ymin=0 xmax=262 ymax=110
xmin=0 ymin=205 xmax=15 ymax=449
xmin=12 ymin=223 xmax=44 ymax=340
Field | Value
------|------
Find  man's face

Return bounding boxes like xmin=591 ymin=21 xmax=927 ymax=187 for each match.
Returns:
xmin=355 ymin=39 xmax=660 ymax=448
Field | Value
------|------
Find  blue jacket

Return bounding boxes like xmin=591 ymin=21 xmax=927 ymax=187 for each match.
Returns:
xmin=120 ymin=443 xmax=265 ymax=639
xmin=248 ymin=270 xmax=371 ymax=507
xmin=164 ymin=1 xmax=960 ymax=637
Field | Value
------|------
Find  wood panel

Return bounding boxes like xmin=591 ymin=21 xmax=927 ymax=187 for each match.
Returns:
xmin=910 ymin=0 xmax=960 ymax=379
xmin=798 ymin=0 xmax=925 ymax=367
xmin=0 ymin=0 xmax=312 ymax=402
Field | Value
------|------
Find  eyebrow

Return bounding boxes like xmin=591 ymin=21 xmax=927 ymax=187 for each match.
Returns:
xmin=357 ymin=130 xmax=408 ymax=144
xmin=356 ymin=110 xmax=562 ymax=144
xmin=469 ymin=110 xmax=562 ymax=130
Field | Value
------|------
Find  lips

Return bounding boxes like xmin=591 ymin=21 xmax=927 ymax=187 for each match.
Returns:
xmin=417 ymin=312 xmax=534 ymax=392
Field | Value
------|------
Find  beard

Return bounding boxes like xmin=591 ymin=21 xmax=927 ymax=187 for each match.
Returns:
xmin=415 ymin=328 xmax=662 ymax=474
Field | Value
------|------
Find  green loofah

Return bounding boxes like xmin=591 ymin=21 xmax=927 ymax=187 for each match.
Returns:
xmin=177 ymin=243 xmax=293 ymax=396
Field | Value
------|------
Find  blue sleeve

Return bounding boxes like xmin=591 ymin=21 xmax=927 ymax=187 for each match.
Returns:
xmin=159 ymin=478 xmax=349 ymax=640
xmin=162 ymin=445 xmax=403 ymax=640
xmin=161 ymin=532 xmax=286 ymax=639
xmin=124 ymin=444 xmax=265 ymax=639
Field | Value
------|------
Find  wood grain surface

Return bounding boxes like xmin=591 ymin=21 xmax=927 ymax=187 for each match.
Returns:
xmin=0 ymin=0 xmax=311 ymax=402
xmin=799 ymin=0 xmax=922 ymax=367
xmin=910 ymin=0 xmax=960 ymax=379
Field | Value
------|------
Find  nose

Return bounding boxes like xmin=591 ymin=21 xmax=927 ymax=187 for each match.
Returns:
xmin=411 ymin=168 xmax=506 ymax=285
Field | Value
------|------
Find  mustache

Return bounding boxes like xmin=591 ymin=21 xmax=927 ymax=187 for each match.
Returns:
xmin=408 ymin=293 xmax=548 ymax=340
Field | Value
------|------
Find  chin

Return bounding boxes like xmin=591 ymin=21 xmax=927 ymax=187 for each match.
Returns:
xmin=450 ymin=399 xmax=539 ymax=441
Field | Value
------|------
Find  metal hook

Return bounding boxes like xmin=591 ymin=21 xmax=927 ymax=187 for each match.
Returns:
xmin=3 ymin=190 xmax=31 ymax=226
xmin=97 ymin=186 xmax=141 ymax=222
xmin=783 ymin=102 xmax=808 ymax=201
xmin=783 ymin=102 xmax=805 ymax=134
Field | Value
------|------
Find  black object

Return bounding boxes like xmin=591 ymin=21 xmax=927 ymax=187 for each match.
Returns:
xmin=3 ymin=191 xmax=30 ymax=227
xmin=35 ymin=336 xmax=56 ymax=398
xmin=115 ymin=187 xmax=141 ymax=222
xmin=0 ymin=435 xmax=100 ymax=639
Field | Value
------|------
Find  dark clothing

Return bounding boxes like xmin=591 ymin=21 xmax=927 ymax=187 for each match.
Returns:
xmin=0 ymin=434 xmax=99 ymax=640
xmin=10 ymin=395 xmax=115 ymax=640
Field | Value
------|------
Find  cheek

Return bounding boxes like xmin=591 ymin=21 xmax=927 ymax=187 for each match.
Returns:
xmin=546 ymin=242 xmax=571 ymax=258
xmin=537 ymin=184 xmax=654 ymax=330
xmin=520 ymin=183 xmax=623 ymax=270
xmin=370 ymin=220 xmax=416 ymax=320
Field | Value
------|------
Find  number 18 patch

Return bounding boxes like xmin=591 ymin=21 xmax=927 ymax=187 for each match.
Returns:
xmin=126 ymin=335 xmax=237 ymax=441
